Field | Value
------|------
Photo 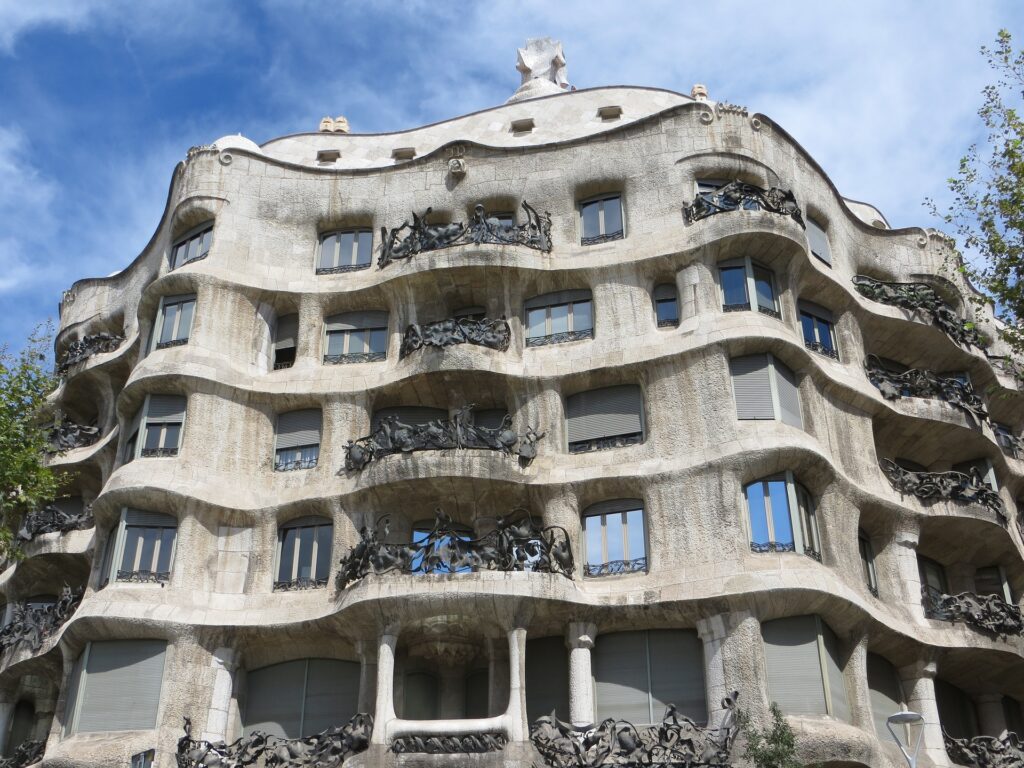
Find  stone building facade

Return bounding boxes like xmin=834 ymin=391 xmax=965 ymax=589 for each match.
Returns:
xmin=7 ymin=39 xmax=1024 ymax=768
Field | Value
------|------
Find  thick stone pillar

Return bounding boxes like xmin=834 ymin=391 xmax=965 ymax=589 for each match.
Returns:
xmin=506 ymin=627 xmax=528 ymax=742
xmin=566 ymin=622 xmax=596 ymax=727
xmin=976 ymin=693 xmax=1008 ymax=737
xmin=899 ymin=660 xmax=949 ymax=767
xmin=844 ymin=635 xmax=874 ymax=731
xmin=696 ymin=614 xmax=729 ymax=728
xmin=356 ymin=640 xmax=377 ymax=715
xmin=371 ymin=631 xmax=399 ymax=745
xmin=892 ymin=526 xmax=926 ymax=621
xmin=201 ymin=647 xmax=239 ymax=743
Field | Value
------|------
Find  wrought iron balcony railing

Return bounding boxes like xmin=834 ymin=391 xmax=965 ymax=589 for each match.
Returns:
xmin=865 ymin=355 xmax=987 ymax=420
xmin=683 ymin=180 xmax=805 ymax=228
xmin=323 ymin=351 xmax=386 ymax=365
xmin=944 ymin=729 xmax=1024 ymax=768
xmin=155 ymin=338 xmax=188 ymax=350
xmin=0 ymin=587 xmax=82 ymax=654
xmin=45 ymin=417 xmax=100 ymax=454
xmin=273 ymin=577 xmax=328 ymax=592
xmin=274 ymin=456 xmax=319 ymax=472
xmin=55 ymin=332 xmax=125 ymax=376
xmin=584 ymin=557 xmax=648 ymax=577
xmin=750 ymin=541 xmax=796 ymax=554
xmin=580 ymin=229 xmax=624 ymax=246
xmin=526 ymin=329 xmax=594 ymax=347
xmin=568 ymin=432 xmax=643 ymax=455
xmin=400 ymin=316 xmax=511 ymax=358
xmin=140 ymin=447 xmax=178 ymax=458
xmin=316 ymin=262 xmax=371 ymax=275
xmin=805 ymin=340 xmax=839 ymax=360
xmin=116 ymin=569 xmax=170 ymax=585
xmin=0 ymin=740 xmax=44 ymax=768
xmin=880 ymin=459 xmax=1007 ymax=526
xmin=922 ymin=584 xmax=1024 ymax=636
xmin=17 ymin=503 xmax=94 ymax=541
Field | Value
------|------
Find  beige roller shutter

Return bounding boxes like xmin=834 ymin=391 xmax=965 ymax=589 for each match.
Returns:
xmin=761 ymin=616 xmax=827 ymax=716
xmin=566 ymin=385 xmax=643 ymax=444
xmin=75 ymin=640 xmax=167 ymax=732
xmin=867 ymin=653 xmax=905 ymax=738
xmin=276 ymin=409 xmax=322 ymax=450
xmin=730 ymin=355 xmax=775 ymax=420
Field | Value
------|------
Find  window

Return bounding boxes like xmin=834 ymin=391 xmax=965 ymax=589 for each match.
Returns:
xmin=403 ymin=671 xmax=440 ymax=720
xmin=103 ymin=509 xmax=177 ymax=585
xmin=525 ymin=290 xmax=593 ymax=347
xmin=123 ymin=395 xmax=186 ymax=463
xmin=798 ymin=301 xmax=838 ymax=359
xmin=593 ymin=630 xmax=706 ymax=725
xmin=6 ymin=701 xmax=34 ymax=756
xmin=273 ymin=313 xmax=298 ymax=370
xmin=718 ymin=257 xmax=780 ymax=318
xmin=65 ymin=640 xmax=167 ymax=733
xmin=411 ymin=520 xmax=473 ymax=574
xmin=565 ymin=385 xmax=644 ymax=454
xmin=1004 ymin=696 xmax=1024 ymax=736
xmin=371 ymin=406 xmax=447 ymax=433
xmin=151 ymin=294 xmax=195 ymax=351
xmin=867 ymin=653 xmax=906 ymax=739
xmin=761 ymin=615 xmax=850 ymax=721
xmin=274 ymin=409 xmax=322 ymax=471
xmin=918 ymin=556 xmax=949 ymax=614
xmin=318 ymin=229 xmax=373 ymax=274
xmin=807 ymin=216 xmax=832 ymax=266
xmin=243 ymin=659 xmax=359 ymax=738
xmin=729 ymin=354 xmax=802 ymax=428
xmin=994 ymin=423 xmax=1020 ymax=458
xmin=275 ymin=516 xmax=332 ymax=590
xmin=580 ymin=194 xmax=624 ymax=245
xmin=745 ymin=474 xmax=820 ymax=559
xmin=582 ymin=499 xmax=647 ymax=576
xmin=859 ymin=529 xmax=879 ymax=597
xmin=952 ymin=458 xmax=998 ymax=492
xmin=324 ymin=311 xmax=388 ymax=364
xmin=935 ymin=679 xmax=979 ymax=740
xmin=170 ymin=223 xmax=212 ymax=269
xmin=130 ymin=751 xmax=156 ymax=768
xmin=653 ymin=283 xmax=679 ymax=327
xmin=974 ymin=565 xmax=1012 ymax=602
xmin=454 ymin=305 xmax=486 ymax=322
xmin=525 ymin=636 xmax=570 ymax=722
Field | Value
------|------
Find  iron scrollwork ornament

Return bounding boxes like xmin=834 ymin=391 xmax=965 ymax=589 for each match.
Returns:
xmin=864 ymin=355 xmax=988 ymax=420
xmin=335 ymin=508 xmax=574 ymax=589
xmin=400 ymin=316 xmax=511 ymax=358
xmin=176 ymin=713 xmax=373 ymax=768
xmin=45 ymin=416 xmax=100 ymax=453
xmin=531 ymin=691 xmax=740 ymax=768
xmin=379 ymin=201 xmax=552 ymax=268
xmin=56 ymin=332 xmax=125 ymax=376
xmin=0 ymin=586 xmax=82 ymax=653
xmin=17 ymin=503 xmax=94 ymax=541
xmin=921 ymin=585 xmax=1024 ymax=637
xmin=944 ymin=730 xmax=1024 ymax=768
xmin=344 ymin=404 xmax=544 ymax=471
xmin=880 ymin=459 xmax=1007 ymax=525
xmin=391 ymin=732 xmax=508 ymax=754
xmin=0 ymin=740 xmax=44 ymax=768
xmin=853 ymin=275 xmax=987 ymax=349
xmin=683 ymin=180 xmax=805 ymax=228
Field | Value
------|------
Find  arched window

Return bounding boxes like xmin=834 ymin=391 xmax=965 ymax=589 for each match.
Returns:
xmin=243 ymin=659 xmax=359 ymax=738
xmin=718 ymin=257 xmax=780 ymax=318
xmin=275 ymin=516 xmax=332 ymax=590
xmin=858 ymin=529 xmax=879 ymax=597
xmin=323 ymin=311 xmax=388 ymax=364
xmin=653 ymin=284 xmax=679 ymax=328
xmin=745 ymin=474 xmax=820 ymax=559
xmin=102 ymin=509 xmax=177 ymax=586
xmin=761 ymin=615 xmax=850 ymax=721
xmin=582 ymin=499 xmax=647 ymax=576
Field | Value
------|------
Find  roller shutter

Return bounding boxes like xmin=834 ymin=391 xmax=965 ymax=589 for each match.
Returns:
xmin=276 ymin=409 xmax=322 ymax=450
xmin=566 ymin=385 xmax=643 ymax=444
xmin=526 ymin=636 xmax=570 ymax=722
xmin=146 ymin=395 xmax=186 ymax=420
xmin=821 ymin=623 xmax=850 ymax=722
xmin=325 ymin=311 xmax=388 ymax=332
xmin=274 ymin=314 xmax=298 ymax=350
xmin=761 ymin=616 xmax=827 ymax=716
xmin=807 ymin=218 xmax=832 ymax=265
xmin=867 ymin=653 xmax=905 ymax=738
xmin=244 ymin=660 xmax=304 ymax=738
xmin=774 ymin=361 xmax=803 ymax=428
xmin=75 ymin=640 xmax=167 ymax=732
xmin=729 ymin=355 xmax=775 ymax=420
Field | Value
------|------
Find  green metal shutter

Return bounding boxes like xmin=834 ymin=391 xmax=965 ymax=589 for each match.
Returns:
xmin=76 ymin=639 xmax=167 ymax=732
xmin=761 ymin=616 xmax=827 ymax=716
xmin=729 ymin=355 xmax=775 ymax=420
xmin=525 ymin=636 xmax=570 ymax=722
xmin=566 ymin=385 xmax=643 ymax=444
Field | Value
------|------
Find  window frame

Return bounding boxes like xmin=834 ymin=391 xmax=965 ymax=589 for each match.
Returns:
xmin=798 ymin=301 xmax=839 ymax=360
xmin=170 ymin=221 xmax=213 ymax=270
xmin=581 ymin=499 xmax=648 ymax=577
xmin=273 ymin=516 xmax=333 ymax=590
xmin=316 ymin=229 xmax=374 ymax=275
xmin=579 ymin=194 xmax=625 ymax=245
xmin=718 ymin=257 xmax=780 ymax=318
xmin=150 ymin=294 xmax=196 ymax=352
xmin=524 ymin=291 xmax=594 ymax=347
xmin=729 ymin=353 xmax=803 ymax=428
xmin=103 ymin=508 xmax=178 ymax=587
xmin=273 ymin=409 xmax=322 ymax=472
xmin=858 ymin=529 xmax=879 ymax=597
xmin=744 ymin=472 xmax=820 ymax=559
xmin=652 ymin=283 xmax=679 ymax=328
xmin=322 ymin=312 xmax=389 ymax=364
xmin=124 ymin=394 xmax=187 ymax=463
xmin=272 ymin=313 xmax=298 ymax=371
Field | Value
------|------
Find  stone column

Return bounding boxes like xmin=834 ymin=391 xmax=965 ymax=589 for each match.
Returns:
xmin=891 ymin=525 xmax=927 ymax=621
xmin=844 ymin=635 xmax=874 ymax=732
xmin=696 ymin=614 xmax=730 ymax=728
xmin=356 ymin=640 xmax=377 ymax=715
xmin=506 ymin=627 xmax=528 ymax=742
xmin=566 ymin=622 xmax=597 ymax=727
xmin=371 ymin=631 xmax=399 ymax=745
xmin=202 ymin=646 xmax=239 ymax=743
xmin=899 ymin=660 xmax=949 ymax=767
xmin=976 ymin=693 xmax=1008 ymax=737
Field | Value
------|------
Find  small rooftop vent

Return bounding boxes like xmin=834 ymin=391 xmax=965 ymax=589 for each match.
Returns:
xmin=597 ymin=105 xmax=622 ymax=120
xmin=392 ymin=147 xmax=416 ymax=161
xmin=510 ymin=117 xmax=535 ymax=134
xmin=316 ymin=149 xmax=341 ymax=164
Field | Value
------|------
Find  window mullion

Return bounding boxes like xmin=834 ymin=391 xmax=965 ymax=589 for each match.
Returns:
xmin=112 ymin=512 xmax=128 ymax=582
xmin=600 ymin=515 xmax=608 ymax=564
xmin=743 ymin=257 xmax=756 ymax=311
xmin=292 ymin=530 xmax=302 ymax=581
xmin=299 ymin=659 xmax=309 ymax=736
xmin=620 ymin=512 xmax=629 ymax=560
xmin=784 ymin=473 xmax=805 ymax=554
xmin=310 ymin=529 xmax=319 ymax=581
xmin=762 ymin=481 xmax=775 ymax=543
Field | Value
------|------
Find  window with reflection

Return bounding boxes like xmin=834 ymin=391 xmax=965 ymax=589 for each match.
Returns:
xmin=718 ymin=257 xmax=780 ymax=318
xmin=274 ymin=409 xmax=321 ymax=471
xmin=124 ymin=395 xmax=186 ymax=463
xmin=170 ymin=223 xmax=213 ymax=269
xmin=798 ymin=301 xmax=838 ymax=359
xmin=653 ymin=283 xmax=679 ymax=327
xmin=275 ymin=516 xmax=332 ymax=590
xmin=410 ymin=520 xmax=473 ymax=574
xmin=102 ymin=509 xmax=177 ymax=586
xmin=580 ymin=194 xmax=624 ymax=245
xmin=582 ymin=499 xmax=647 ymax=576
xmin=324 ymin=311 xmax=388 ymax=364
xmin=152 ymin=294 xmax=195 ymax=350
xmin=318 ymin=229 xmax=373 ymax=274
xmin=745 ymin=473 xmax=820 ymax=560
xmin=525 ymin=290 xmax=593 ymax=347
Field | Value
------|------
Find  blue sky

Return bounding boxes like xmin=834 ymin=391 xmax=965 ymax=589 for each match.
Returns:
xmin=1 ymin=0 xmax=1022 ymax=353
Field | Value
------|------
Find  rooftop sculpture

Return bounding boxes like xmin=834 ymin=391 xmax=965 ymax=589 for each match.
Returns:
xmin=507 ymin=37 xmax=570 ymax=103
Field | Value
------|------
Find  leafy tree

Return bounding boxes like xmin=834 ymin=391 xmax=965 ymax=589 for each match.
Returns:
xmin=929 ymin=29 xmax=1024 ymax=359
xmin=740 ymin=703 xmax=803 ymax=768
xmin=0 ymin=326 xmax=60 ymax=558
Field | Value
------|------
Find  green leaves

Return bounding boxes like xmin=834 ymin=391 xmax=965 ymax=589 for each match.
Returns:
xmin=740 ymin=703 xmax=805 ymax=768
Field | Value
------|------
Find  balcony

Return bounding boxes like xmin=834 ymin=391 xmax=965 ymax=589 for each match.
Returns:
xmin=865 ymin=355 xmax=987 ymax=420
xmin=880 ymin=459 xmax=1007 ymax=526
xmin=45 ymin=417 xmax=100 ymax=454
xmin=55 ymin=332 xmax=124 ymax=376
xmin=272 ymin=576 xmax=328 ymax=592
xmin=0 ymin=588 xmax=82 ymax=654
xmin=922 ymin=585 xmax=1024 ymax=636
xmin=400 ymin=316 xmax=511 ymax=358
xmin=945 ymin=730 xmax=1024 ymax=768
xmin=683 ymin=180 xmax=805 ymax=227
xmin=525 ymin=328 xmax=594 ymax=348
xmin=17 ymin=504 xmax=94 ymax=542
xmin=116 ymin=569 xmax=170 ymax=585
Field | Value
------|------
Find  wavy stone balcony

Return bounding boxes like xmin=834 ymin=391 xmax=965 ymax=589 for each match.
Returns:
xmin=865 ymin=355 xmax=988 ymax=421
xmin=0 ymin=587 xmax=82 ymax=656
xmin=682 ymin=180 xmax=805 ymax=229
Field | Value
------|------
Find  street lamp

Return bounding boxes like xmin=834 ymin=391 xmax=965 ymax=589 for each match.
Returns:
xmin=887 ymin=710 xmax=924 ymax=768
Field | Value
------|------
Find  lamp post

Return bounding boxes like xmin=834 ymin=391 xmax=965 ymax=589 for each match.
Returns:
xmin=887 ymin=711 xmax=924 ymax=768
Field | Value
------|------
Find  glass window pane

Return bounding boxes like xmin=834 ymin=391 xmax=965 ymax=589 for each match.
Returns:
xmin=527 ymin=308 xmax=547 ymax=338
xmin=602 ymin=197 xmax=622 ymax=234
xmin=172 ymin=243 xmax=185 ymax=267
xmin=550 ymin=303 xmax=569 ymax=334
xmin=199 ymin=229 xmax=212 ymax=257
xmin=326 ymin=331 xmax=345 ymax=356
xmin=573 ymin=301 xmax=593 ymax=332
xmin=143 ymin=425 xmax=162 ymax=451
xmin=162 ymin=423 xmax=181 ymax=450
xmin=799 ymin=312 xmax=816 ymax=345
xmin=767 ymin=480 xmax=794 ymax=546
xmin=160 ymin=304 xmax=178 ymax=343
xmin=753 ymin=268 xmax=776 ymax=311
xmin=720 ymin=267 xmax=748 ymax=306
xmin=120 ymin=528 xmax=143 ymax=571
xmin=320 ymin=235 xmax=337 ymax=269
xmin=625 ymin=509 xmax=645 ymax=559
xmin=746 ymin=484 xmax=770 ymax=546
xmin=157 ymin=528 xmax=176 ymax=573
xmin=605 ymin=515 xmax=625 ymax=563
xmin=581 ymin=201 xmax=600 ymax=239
xmin=347 ymin=330 xmax=366 ymax=354
xmin=815 ymin=318 xmax=834 ymax=352
xmin=186 ymin=236 xmax=199 ymax=263
xmin=278 ymin=528 xmax=297 ymax=581
xmin=302 ymin=445 xmax=319 ymax=466
xmin=656 ymin=299 xmax=678 ymax=325
xmin=339 ymin=232 xmax=355 ymax=266
xmin=176 ymin=300 xmax=194 ymax=340
xmin=369 ymin=329 xmax=388 ymax=355
xmin=315 ymin=525 xmax=332 ymax=581
xmin=356 ymin=231 xmax=373 ymax=264
xmin=296 ymin=526 xmax=315 ymax=579
xmin=138 ymin=528 xmax=157 ymax=572
xmin=584 ymin=517 xmax=604 ymax=567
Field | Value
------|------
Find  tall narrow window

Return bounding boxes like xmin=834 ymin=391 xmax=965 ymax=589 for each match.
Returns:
xmin=582 ymin=499 xmax=647 ymax=576
xmin=525 ymin=290 xmax=593 ymax=347
xmin=653 ymin=283 xmax=679 ymax=327
xmin=273 ymin=313 xmax=298 ymax=370
xmin=806 ymin=216 xmax=832 ymax=266
xmin=274 ymin=409 xmax=322 ymax=471
xmin=593 ymin=630 xmax=706 ymax=725
xmin=761 ymin=615 xmax=850 ymax=720
xmin=718 ymin=258 xmax=780 ymax=318
xmin=275 ymin=516 xmax=332 ymax=590
xmin=994 ymin=423 xmax=1021 ymax=459
xmin=867 ymin=653 xmax=906 ymax=738
xmin=170 ymin=222 xmax=213 ymax=269
xmin=580 ymin=194 xmax=624 ymax=245
xmin=729 ymin=354 xmax=802 ymax=428
xmin=525 ymin=636 xmax=570 ymax=722
xmin=243 ymin=659 xmax=359 ymax=738
xmin=859 ymin=529 xmax=879 ymax=596
xmin=152 ymin=294 xmax=195 ymax=350
xmin=65 ymin=640 xmax=167 ymax=734
xmin=745 ymin=473 xmax=820 ymax=559
xmin=935 ymin=679 xmax=979 ymax=740
xmin=324 ymin=311 xmax=388 ymax=364
xmin=104 ymin=509 xmax=177 ymax=585
xmin=974 ymin=565 xmax=1012 ymax=602
xmin=798 ymin=301 xmax=838 ymax=359
xmin=124 ymin=395 xmax=187 ymax=463
xmin=919 ymin=556 xmax=949 ymax=618
xmin=318 ymin=229 xmax=373 ymax=274
xmin=565 ymin=385 xmax=644 ymax=454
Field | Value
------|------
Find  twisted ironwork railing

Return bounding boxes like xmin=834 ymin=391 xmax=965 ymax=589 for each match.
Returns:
xmin=922 ymin=584 xmax=1024 ymax=636
xmin=683 ymin=180 xmax=805 ymax=228
xmin=880 ymin=459 xmax=1007 ymax=525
